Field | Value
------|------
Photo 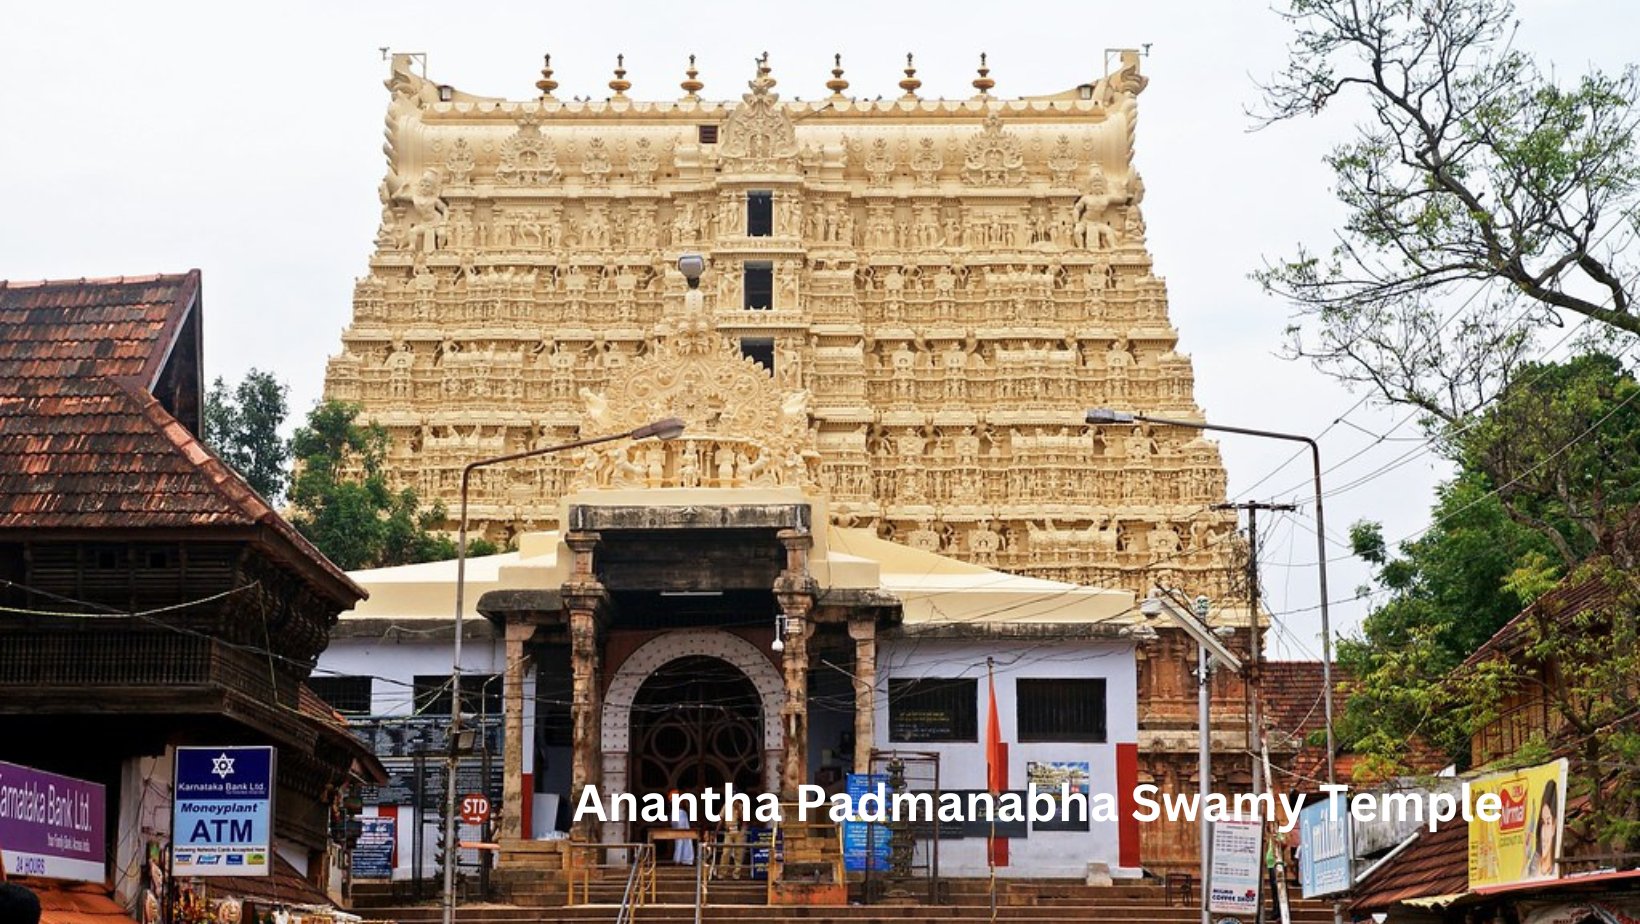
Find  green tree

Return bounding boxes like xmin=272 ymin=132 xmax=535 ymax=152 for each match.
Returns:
xmin=1338 ymin=356 xmax=1640 ymax=775
xmin=1447 ymin=354 xmax=1640 ymax=566
xmin=1257 ymin=0 xmax=1640 ymax=421
xmin=203 ymin=369 xmax=291 ymax=502
xmin=1338 ymin=475 xmax=1554 ymax=772
xmin=287 ymin=400 xmax=455 ymax=571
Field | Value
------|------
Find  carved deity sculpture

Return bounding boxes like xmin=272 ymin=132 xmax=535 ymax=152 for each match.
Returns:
xmin=405 ymin=168 xmax=449 ymax=253
xmin=719 ymin=60 xmax=798 ymax=173
xmin=1073 ymin=166 xmax=1123 ymax=250
xmin=962 ymin=113 xmax=1026 ymax=186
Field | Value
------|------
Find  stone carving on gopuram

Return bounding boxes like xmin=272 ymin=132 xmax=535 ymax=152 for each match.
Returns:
xmin=325 ymin=49 xmax=1239 ymax=602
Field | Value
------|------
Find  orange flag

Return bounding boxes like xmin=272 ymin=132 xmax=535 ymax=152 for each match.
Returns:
xmin=986 ymin=664 xmax=1004 ymax=794
xmin=985 ymin=659 xmax=1008 ymax=867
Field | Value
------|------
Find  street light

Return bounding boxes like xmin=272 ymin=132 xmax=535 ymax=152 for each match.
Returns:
xmin=440 ymin=415 xmax=685 ymax=924
xmin=1084 ymin=407 xmax=1338 ymax=790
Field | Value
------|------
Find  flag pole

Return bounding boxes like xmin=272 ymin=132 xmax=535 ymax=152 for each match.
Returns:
xmin=987 ymin=656 xmax=998 ymax=924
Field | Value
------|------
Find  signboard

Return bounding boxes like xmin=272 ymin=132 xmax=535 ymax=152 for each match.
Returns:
xmin=1027 ymin=761 xmax=1092 ymax=832
xmin=1468 ymin=758 xmax=1568 ymax=889
xmin=172 ymin=746 xmax=275 ymax=877
xmin=363 ymin=756 xmax=500 ymax=809
xmin=1298 ymin=794 xmax=1353 ymax=898
xmin=351 ymin=816 xmax=396 ymax=879
xmin=746 ymin=827 xmax=774 ymax=880
xmin=0 ymin=759 xmax=106 ymax=882
xmin=841 ymin=774 xmax=889 ymax=872
xmin=1208 ymin=817 xmax=1263 ymax=916
xmin=459 ymin=793 xmax=490 ymax=825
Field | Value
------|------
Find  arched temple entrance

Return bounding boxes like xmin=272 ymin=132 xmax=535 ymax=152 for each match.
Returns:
xmin=631 ymin=655 xmax=763 ymax=795
xmin=599 ymin=629 xmax=786 ymax=842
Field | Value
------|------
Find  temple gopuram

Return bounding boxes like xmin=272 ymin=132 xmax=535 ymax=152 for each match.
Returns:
xmin=323 ymin=51 xmax=1268 ymax=879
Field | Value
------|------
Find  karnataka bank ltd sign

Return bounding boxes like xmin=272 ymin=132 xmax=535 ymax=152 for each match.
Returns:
xmin=0 ymin=759 xmax=106 ymax=882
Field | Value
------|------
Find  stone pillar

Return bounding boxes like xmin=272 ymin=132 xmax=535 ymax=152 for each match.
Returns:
xmin=774 ymin=529 xmax=815 ymax=801
xmin=500 ymin=620 xmax=534 ymax=843
xmin=563 ymin=531 xmax=607 ymax=842
xmin=847 ymin=617 xmax=877 ymax=773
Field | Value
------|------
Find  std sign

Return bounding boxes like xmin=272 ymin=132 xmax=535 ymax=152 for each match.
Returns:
xmin=172 ymin=747 xmax=275 ymax=877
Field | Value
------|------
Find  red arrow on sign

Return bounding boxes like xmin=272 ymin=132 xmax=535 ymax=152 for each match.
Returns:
xmin=459 ymin=794 xmax=490 ymax=825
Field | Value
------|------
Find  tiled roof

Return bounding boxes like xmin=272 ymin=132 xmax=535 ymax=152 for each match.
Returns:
xmin=21 ymin=879 xmax=139 ymax=924
xmin=0 ymin=272 xmax=364 ymax=604
xmin=198 ymin=852 xmax=334 ymax=909
xmin=1464 ymin=574 xmax=1618 ymax=668
xmin=1348 ymin=819 xmax=1469 ymax=912
xmin=1261 ymin=660 xmax=1448 ymax=788
xmin=0 ymin=273 xmax=198 ymax=385
xmin=0 ymin=375 xmax=252 ymax=529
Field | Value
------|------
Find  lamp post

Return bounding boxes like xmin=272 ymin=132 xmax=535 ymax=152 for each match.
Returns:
xmin=440 ymin=415 xmax=685 ymax=924
xmin=1086 ymin=407 xmax=1336 ymax=791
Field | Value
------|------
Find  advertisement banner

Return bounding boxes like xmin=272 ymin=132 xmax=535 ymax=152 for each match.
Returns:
xmin=1026 ymin=761 xmax=1092 ymax=832
xmin=351 ymin=816 xmax=396 ymax=879
xmin=1468 ymin=758 xmax=1568 ymax=889
xmin=172 ymin=747 xmax=276 ymax=877
xmin=0 ymin=759 xmax=106 ymax=882
xmin=1298 ymin=794 xmax=1353 ymax=898
xmin=1208 ymin=817 xmax=1263 ymax=916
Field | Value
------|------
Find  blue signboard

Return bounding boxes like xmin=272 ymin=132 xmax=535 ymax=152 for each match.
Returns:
xmin=172 ymin=747 xmax=276 ymax=877
xmin=1297 ymin=795 xmax=1353 ymax=899
xmin=841 ymin=773 xmax=890 ymax=872
xmin=351 ymin=816 xmax=396 ymax=879
xmin=746 ymin=827 xmax=774 ymax=881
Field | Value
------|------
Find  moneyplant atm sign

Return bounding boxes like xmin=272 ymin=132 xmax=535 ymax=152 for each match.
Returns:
xmin=172 ymin=747 xmax=275 ymax=877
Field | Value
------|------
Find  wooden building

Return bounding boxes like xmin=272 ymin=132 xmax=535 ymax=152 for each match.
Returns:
xmin=0 ymin=272 xmax=380 ymax=915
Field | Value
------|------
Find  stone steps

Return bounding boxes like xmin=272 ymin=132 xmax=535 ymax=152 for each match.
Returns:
xmin=356 ymin=876 xmax=1341 ymax=923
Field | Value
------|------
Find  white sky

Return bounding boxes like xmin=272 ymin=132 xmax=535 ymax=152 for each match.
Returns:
xmin=2 ymin=0 xmax=1629 ymax=658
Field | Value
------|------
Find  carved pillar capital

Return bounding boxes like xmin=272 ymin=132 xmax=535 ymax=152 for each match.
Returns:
xmin=564 ymin=528 xmax=601 ymax=576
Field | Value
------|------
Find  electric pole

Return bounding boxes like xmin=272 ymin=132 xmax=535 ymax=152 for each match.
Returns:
xmin=1214 ymin=500 xmax=1294 ymax=924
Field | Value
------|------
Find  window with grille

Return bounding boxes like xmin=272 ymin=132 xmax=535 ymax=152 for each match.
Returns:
xmin=698 ymin=124 xmax=719 ymax=144
xmin=309 ymin=676 xmax=374 ymax=716
xmin=743 ymin=262 xmax=773 ymax=310
xmin=413 ymin=673 xmax=504 ymax=718
xmin=747 ymin=191 xmax=773 ymax=237
xmin=1016 ymin=678 xmax=1107 ymax=742
xmin=888 ymin=678 xmax=977 ymax=742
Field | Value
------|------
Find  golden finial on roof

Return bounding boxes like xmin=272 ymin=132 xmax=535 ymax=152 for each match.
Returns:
xmin=748 ymin=51 xmax=776 ymax=95
xmin=972 ymin=52 xmax=995 ymax=96
xmin=899 ymin=53 xmax=921 ymax=100
xmin=536 ymin=53 xmax=558 ymax=99
xmin=826 ymin=53 xmax=849 ymax=99
xmin=609 ymin=53 xmax=631 ymax=98
xmin=680 ymin=54 xmax=704 ymax=99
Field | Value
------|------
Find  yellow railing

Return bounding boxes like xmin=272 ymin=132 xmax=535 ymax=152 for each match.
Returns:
xmin=564 ymin=841 xmax=656 ymax=908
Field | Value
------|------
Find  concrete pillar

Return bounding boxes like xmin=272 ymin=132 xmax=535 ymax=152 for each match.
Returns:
xmin=774 ymin=528 xmax=814 ymax=801
xmin=847 ymin=617 xmax=877 ymax=773
xmin=500 ymin=621 xmax=534 ymax=842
